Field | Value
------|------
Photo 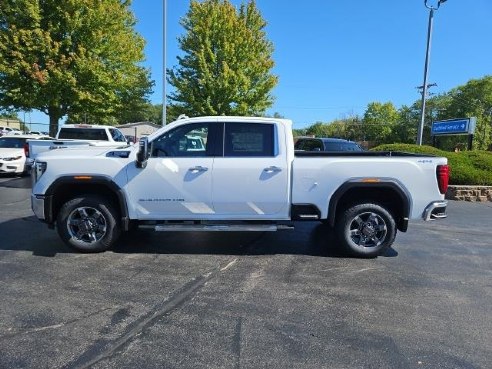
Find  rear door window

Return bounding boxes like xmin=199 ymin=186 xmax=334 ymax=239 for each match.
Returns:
xmin=224 ymin=123 xmax=275 ymax=157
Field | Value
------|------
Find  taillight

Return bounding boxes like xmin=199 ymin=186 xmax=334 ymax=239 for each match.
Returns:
xmin=437 ymin=165 xmax=450 ymax=195
xmin=24 ymin=142 xmax=29 ymax=158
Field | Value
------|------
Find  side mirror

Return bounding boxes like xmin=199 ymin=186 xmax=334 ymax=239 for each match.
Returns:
xmin=136 ymin=137 xmax=149 ymax=168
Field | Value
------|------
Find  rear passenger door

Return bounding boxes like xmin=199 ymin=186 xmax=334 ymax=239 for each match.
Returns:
xmin=212 ymin=122 xmax=290 ymax=219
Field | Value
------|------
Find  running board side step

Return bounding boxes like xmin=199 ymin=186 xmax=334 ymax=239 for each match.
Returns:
xmin=150 ymin=224 xmax=294 ymax=232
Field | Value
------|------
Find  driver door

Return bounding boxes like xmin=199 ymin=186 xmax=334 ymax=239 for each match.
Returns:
xmin=125 ymin=122 xmax=217 ymax=219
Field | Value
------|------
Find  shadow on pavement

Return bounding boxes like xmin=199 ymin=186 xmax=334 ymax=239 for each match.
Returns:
xmin=0 ymin=216 xmax=70 ymax=257
xmin=0 ymin=174 xmax=31 ymax=189
xmin=0 ymin=216 xmax=397 ymax=259
xmin=113 ymin=222 xmax=385 ymax=258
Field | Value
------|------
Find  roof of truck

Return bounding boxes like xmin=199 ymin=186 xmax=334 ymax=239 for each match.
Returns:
xmin=59 ymin=124 xmax=112 ymax=129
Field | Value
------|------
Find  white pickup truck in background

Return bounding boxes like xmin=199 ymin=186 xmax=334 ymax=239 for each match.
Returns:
xmin=27 ymin=124 xmax=128 ymax=164
xmin=30 ymin=116 xmax=449 ymax=257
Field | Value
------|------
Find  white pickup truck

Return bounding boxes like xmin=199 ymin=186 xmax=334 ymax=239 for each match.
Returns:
xmin=27 ymin=124 xmax=128 ymax=164
xmin=31 ymin=116 xmax=449 ymax=257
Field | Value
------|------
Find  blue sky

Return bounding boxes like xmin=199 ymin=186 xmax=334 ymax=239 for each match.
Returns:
xmin=28 ymin=0 xmax=491 ymax=131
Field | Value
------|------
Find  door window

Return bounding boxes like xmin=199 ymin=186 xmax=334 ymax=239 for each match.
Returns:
xmin=109 ymin=128 xmax=127 ymax=142
xmin=224 ymin=123 xmax=275 ymax=157
xmin=151 ymin=123 xmax=210 ymax=157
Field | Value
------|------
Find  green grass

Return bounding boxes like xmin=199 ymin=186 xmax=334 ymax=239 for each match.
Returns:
xmin=372 ymin=144 xmax=492 ymax=186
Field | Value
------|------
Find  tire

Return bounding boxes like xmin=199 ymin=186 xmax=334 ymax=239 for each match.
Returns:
xmin=335 ymin=203 xmax=396 ymax=258
xmin=56 ymin=195 xmax=121 ymax=252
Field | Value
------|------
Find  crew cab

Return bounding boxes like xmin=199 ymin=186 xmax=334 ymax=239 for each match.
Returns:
xmin=31 ymin=116 xmax=449 ymax=257
xmin=27 ymin=124 xmax=128 ymax=164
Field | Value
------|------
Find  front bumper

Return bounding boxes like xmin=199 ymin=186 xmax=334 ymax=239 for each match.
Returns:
xmin=31 ymin=194 xmax=46 ymax=220
xmin=423 ymin=200 xmax=448 ymax=221
xmin=0 ymin=159 xmax=24 ymax=174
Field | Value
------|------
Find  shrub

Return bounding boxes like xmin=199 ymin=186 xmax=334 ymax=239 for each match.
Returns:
xmin=372 ymin=144 xmax=492 ymax=186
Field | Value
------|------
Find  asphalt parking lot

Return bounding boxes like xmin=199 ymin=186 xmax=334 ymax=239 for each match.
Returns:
xmin=0 ymin=175 xmax=491 ymax=369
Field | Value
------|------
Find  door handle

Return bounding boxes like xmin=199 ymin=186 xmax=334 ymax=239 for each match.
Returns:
xmin=189 ymin=166 xmax=208 ymax=173
xmin=263 ymin=166 xmax=282 ymax=173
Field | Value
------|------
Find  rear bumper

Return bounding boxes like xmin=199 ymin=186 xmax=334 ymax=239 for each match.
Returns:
xmin=423 ymin=200 xmax=448 ymax=221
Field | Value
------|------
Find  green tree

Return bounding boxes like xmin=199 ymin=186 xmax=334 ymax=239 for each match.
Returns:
xmin=67 ymin=102 xmax=163 ymax=126
xmin=0 ymin=0 xmax=153 ymax=136
xmin=362 ymin=102 xmax=399 ymax=144
xmin=445 ymin=76 xmax=492 ymax=150
xmin=305 ymin=122 xmax=331 ymax=137
xmin=392 ymin=105 xmax=418 ymax=144
xmin=0 ymin=109 xmax=18 ymax=120
xmin=292 ymin=128 xmax=307 ymax=137
xmin=167 ymin=0 xmax=278 ymax=117
xmin=148 ymin=104 xmax=163 ymax=125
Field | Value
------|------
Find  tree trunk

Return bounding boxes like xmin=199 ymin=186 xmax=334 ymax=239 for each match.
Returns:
xmin=48 ymin=108 xmax=60 ymax=137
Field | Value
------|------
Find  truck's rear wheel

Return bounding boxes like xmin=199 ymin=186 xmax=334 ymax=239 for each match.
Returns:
xmin=56 ymin=195 xmax=121 ymax=252
xmin=336 ymin=203 xmax=396 ymax=258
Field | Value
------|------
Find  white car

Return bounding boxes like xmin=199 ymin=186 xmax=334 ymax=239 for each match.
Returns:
xmin=0 ymin=126 xmax=16 ymax=136
xmin=0 ymin=134 xmax=51 ymax=175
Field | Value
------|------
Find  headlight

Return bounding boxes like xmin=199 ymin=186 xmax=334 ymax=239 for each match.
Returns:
xmin=1 ymin=156 xmax=22 ymax=161
xmin=32 ymin=161 xmax=47 ymax=183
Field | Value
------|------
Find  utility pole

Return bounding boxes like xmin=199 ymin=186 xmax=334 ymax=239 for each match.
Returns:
xmin=417 ymin=0 xmax=448 ymax=145
xmin=416 ymin=83 xmax=437 ymax=98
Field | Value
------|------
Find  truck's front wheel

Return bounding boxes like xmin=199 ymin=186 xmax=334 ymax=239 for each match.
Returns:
xmin=56 ymin=195 xmax=121 ymax=252
xmin=336 ymin=203 xmax=396 ymax=258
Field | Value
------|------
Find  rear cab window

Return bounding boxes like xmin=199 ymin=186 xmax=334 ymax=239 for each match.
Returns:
xmin=58 ymin=128 xmax=108 ymax=140
xmin=0 ymin=137 xmax=25 ymax=148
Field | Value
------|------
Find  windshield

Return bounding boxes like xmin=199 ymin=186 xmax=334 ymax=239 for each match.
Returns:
xmin=0 ymin=138 xmax=25 ymax=148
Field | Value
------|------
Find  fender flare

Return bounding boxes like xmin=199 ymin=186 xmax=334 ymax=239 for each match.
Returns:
xmin=327 ymin=178 xmax=411 ymax=231
xmin=43 ymin=175 xmax=130 ymax=230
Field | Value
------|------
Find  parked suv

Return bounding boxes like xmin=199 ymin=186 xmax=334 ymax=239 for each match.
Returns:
xmin=295 ymin=137 xmax=363 ymax=152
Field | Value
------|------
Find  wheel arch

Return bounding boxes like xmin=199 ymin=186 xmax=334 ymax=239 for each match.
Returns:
xmin=44 ymin=176 xmax=130 ymax=230
xmin=327 ymin=179 xmax=411 ymax=232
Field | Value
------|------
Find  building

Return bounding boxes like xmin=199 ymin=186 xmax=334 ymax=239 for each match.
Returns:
xmin=0 ymin=118 xmax=22 ymax=131
xmin=116 ymin=121 xmax=161 ymax=142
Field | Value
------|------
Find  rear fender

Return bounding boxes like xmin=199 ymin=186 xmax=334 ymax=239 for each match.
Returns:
xmin=327 ymin=178 xmax=411 ymax=232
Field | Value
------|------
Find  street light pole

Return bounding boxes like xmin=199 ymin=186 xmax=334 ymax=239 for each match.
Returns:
xmin=417 ymin=0 xmax=447 ymax=145
xmin=162 ymin=0 xmax=167 ymax=127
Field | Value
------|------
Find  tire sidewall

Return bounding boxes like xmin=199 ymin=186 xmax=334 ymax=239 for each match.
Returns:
xmin=336 ymin=203 xmax=396 ymax=258
xmin=56 ymin=195 xmax=120 ymax=252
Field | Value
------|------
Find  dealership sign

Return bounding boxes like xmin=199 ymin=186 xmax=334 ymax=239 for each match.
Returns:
xmin=431 ymin=118 xmax=476 ymax=136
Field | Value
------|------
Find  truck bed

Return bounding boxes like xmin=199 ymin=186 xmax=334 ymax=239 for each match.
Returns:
xmin=294 ymin=150 xmax=435 ymax=157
